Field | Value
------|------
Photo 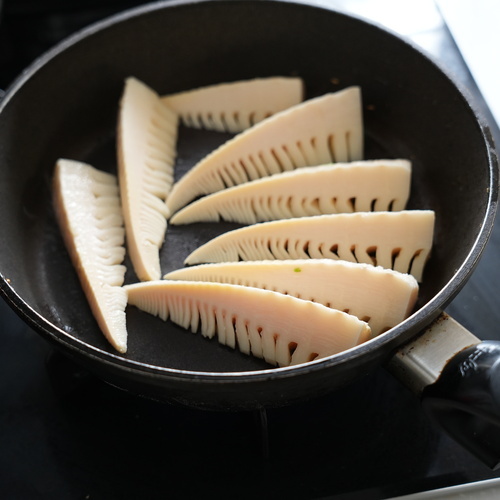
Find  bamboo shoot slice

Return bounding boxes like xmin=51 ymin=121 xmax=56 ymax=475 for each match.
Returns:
xmin=125 ymin=280 xmax=371 ymax=366
xmin=184 ymin=210 xmax=435 ymax=281
xmin=166 ymin=86 xmax=363 ymax=215
xmin=161 ymin=77 xmax=304 ymax=133
xmin=170 ymin=159 xmax=411 ymax=225
xmin=53 ymin=159 xmax=128 ymax=353
xmin=164 ymin=259 xmax=418 ymax=336
xmin=117 ymin=76 xmax=179 ymax=281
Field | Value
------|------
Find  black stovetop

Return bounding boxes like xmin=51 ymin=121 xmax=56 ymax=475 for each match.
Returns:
xmin=1 ymin=1 xmax=500 ymax=499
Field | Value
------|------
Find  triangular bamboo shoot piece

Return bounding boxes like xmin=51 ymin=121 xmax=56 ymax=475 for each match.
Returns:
xmin=125 ymin=280 xmax=371 ymax=366
xmin=185 ymin=210 xmax=435 ymax=281
xmin=117 ymin=76 xmax=179 ymax=281
xmin=53 ymin=159 xmax=128 ymax=353
xmin=164 ymin=259 xmax=419 ymax=336
xmin=166 ymin=86 xmax=363 ymax=215
xmin=161 ymin=77 xmax=304 ymax=133
xmin=170 ymin=159 xmax=411 ymax=225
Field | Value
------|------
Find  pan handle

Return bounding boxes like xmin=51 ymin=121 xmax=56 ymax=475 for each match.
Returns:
xmin=388 ymin=312 xmax=500 ymax=470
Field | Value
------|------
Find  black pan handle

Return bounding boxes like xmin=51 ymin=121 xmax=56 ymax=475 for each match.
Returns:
xmin=388 ymin=313 xmax=500 ymax=469
xmin=422 ymin=340 xmax=500 ymax=469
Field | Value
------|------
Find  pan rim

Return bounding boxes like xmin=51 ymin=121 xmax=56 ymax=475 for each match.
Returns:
xmin=0 ymin=0 xmax=498 ymax=383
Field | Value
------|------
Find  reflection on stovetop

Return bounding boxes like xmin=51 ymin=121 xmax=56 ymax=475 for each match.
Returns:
xmin=1 ymin=1 xmax=500 ymax=499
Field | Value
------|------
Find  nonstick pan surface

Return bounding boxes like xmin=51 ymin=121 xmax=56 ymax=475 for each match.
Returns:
xmin=0 ymin=0 xmax=497 ymax=409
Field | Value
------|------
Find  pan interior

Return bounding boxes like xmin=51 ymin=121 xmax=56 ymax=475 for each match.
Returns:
xmin=0 ymin=0 xmax=494 ymax=374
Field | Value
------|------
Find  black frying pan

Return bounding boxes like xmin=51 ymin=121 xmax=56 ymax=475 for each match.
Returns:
xmin=0 ymin=0 xmax=499 ymax=466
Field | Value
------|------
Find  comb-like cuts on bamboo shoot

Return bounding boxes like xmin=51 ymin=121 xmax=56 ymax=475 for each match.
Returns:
xmin=125 ymin=280 xmax=371 ymax=366
xmin=53 ymin=159 xmax=128 ymax=353
xmin=166 ymin=87 xmax=364 ymax=215
xmin=170 ymin=159 xmax=411 ymax=225
xmin=117 ymin=76 xmax=179 ymax=281
xmin=161 ymin=77 xmax=304 ymax=133
xmin=164 ymin=259 xmax=418 ymax=336
xmin=185 ymin=210 xmax=435 ymax=281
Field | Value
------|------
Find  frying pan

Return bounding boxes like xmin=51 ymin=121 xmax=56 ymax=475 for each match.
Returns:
xmin=0 ymin=0 xmax=499 ymax=467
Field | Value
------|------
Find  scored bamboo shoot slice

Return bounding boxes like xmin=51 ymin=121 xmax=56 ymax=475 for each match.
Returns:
xmin=53 ymin=159 xmax=128 ymax=353
xmin=166 ymin=86 xmax=363 ymax=215
xmin=125 ymin=280 xmax=371 ymax=366
xmin=170 ymin=159 xmax=411 ymax=225
xmin=163 ymin=259 xmax=419 ymax=336
xmin=117 ymin=76 xmax=179 ymax=281
xmin=161 ymin=77 xmax=304 ymax=133
xmin=184 ymin=210 xmax=435 ymax=281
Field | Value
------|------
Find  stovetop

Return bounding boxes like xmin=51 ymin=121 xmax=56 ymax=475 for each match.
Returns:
xmin=1 ymin=1 xmax=500 ymax=499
